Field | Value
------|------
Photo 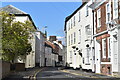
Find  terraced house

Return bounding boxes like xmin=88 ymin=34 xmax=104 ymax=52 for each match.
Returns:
xmin=64 ymin=0 xmax=94 ymax=71
xmin=90 ymin=0 xmax=120 ymax=76
xmin=65 ymin=0 xmax=120 ymax=76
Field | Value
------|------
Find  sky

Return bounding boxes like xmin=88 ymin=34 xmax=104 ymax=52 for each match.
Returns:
xmin=2 ymin=2 xmax=82 ymax=43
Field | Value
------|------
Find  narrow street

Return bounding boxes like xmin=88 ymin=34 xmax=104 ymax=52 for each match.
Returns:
xmin=36 ymin=67 xmax=87 ymax=79
xmin=3 ymin=67 xmax=120 ymax=80
xmin=35 ymin=67 xmax=119 ymax=80
xmin=1 ymin=1 xmax=120 ymax=80
xmin=36 ymin=67 xmax=87 ymax=80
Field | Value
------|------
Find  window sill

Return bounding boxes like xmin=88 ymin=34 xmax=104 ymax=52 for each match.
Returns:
xmin=85 ymin=63 xmax=90 ymax=65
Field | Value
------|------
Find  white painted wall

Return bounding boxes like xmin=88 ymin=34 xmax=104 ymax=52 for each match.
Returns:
xmin=14 ymin=16 xmax=36 ymax=68
xmin=108 ymin=0 xmax=120 ymax=75
xmin=45 ymin=47 xmax=53 ymax=66
xmin=25 ymin=33 xmax=35 ymax=68
xmin=35 ymin=31 xmax=46 ymax=67
xmin=45 ymin=46 xmax=58 ymax=67
xmin=79 ymin=0 xmax=93 ymax=70
xmin=66 ymin=0 xmax=93 ymax=69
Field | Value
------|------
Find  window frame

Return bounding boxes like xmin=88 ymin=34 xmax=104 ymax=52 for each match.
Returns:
xmin=70 ymin=51 xmax=72 ymax=63
xmin=97 ymin=8 xmax=101 ymax=28
xmin=108 ymin=37 xmax=111 ymax=58
xmin=71 ymin=34 xmax=73 ymax=45
xmin=68 ymin=35 xmax=70 ymax=46
xmin=73 ymin=16 xmax=75 ymax=26
xmin=86 ymin=5 xmax=89 ymax=17
xmin=85 ymin=25 xmax=91 ymax=36
xmin=79 ymin=29 xmax=81 ymax=43
xmin=74 ymin=32 xmax=76 ymax=44
xmin=78 ymin=11 xmax=81 ymax=22
xmin=102 ymin=38 xmax=107 ymax=58
xmin=113 ymin=0 xmax=118 ymax=19
xmin=106 ymin=2 xmax=111 ymax=23
xmin=71 ymin=19 xmax=72 ymax=29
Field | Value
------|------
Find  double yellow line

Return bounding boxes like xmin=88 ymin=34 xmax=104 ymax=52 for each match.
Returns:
xmin=60 ymin=70 xmax=98 ymax=78
xmin=33 ymin=67 xmax=46 ymax=80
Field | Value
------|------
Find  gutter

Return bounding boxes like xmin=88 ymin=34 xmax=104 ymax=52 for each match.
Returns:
xmin=93 ymin=30 xmax=108 ymax=37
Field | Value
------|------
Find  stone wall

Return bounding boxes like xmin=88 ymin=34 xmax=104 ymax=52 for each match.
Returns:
xmin=1 ymin=60 xmax=10 ymax=79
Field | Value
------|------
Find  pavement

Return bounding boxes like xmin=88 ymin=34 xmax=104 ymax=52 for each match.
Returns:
xmin=36 ymin=67 xmax=120 ymax=80
xmin=2 ymin=67 xmax=43 ymax=80
xmin=61 ymin=68 xmax=113 ymax=78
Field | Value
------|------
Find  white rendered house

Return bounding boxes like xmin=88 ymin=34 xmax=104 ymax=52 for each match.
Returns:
xmin=35 ymin=31 xmax=46 ymax=67
xmin=0 ymin=5 xmax=37 ymax=68
xmin=64 ymin=0 xmax=94 ymax=70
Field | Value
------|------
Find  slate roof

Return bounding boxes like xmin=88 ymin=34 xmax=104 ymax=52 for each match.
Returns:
xmin=0 ymin=5 xmax=27 ymax=14
xmin=45 ymin=41 xmax=59 ymax=54
xmin=0 ymin=5 xmax=37 ymax=29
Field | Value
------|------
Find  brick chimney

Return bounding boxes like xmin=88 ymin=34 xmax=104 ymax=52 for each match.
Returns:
xmin=58 ymin=41 xmax=62 ymax=44
xmin=82 ymin=0 xmax=89 ymax=4
xmin=49 ymin=36 xmax=57 ymax=42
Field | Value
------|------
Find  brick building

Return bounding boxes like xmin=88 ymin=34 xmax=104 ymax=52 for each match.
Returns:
xmin=90 ymin=0 xmax=120 ymax=76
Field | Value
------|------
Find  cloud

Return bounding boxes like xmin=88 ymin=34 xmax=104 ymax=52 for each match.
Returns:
xmin=57 ymin=36 xmax=64 ymax=39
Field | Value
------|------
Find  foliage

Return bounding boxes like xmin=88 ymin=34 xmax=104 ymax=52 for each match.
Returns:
xmin=0 ymin=11 xmax=35 ymax=63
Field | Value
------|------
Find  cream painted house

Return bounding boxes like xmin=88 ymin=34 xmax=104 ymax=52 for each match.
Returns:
xmin=64 ymin=0 xmax=94 ymax=70
xmin=0 ymin=5 xmax=37 ymax=68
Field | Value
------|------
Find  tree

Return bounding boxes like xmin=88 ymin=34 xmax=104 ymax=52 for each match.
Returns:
xmin=0 ymin=11 xmax=35 ymax=63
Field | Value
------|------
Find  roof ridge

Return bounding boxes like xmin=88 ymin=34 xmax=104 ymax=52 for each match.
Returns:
xmin=7 ymin=5 xmax=27 ymax=14
xmin=0 ymin=5 xmax=27 ymax=14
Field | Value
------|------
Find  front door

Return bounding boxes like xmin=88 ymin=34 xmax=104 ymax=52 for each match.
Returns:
xmin=95 ymin=40 xmax=101 ymax=73
xmin=113 ymin=35 xmax=118 ymax=72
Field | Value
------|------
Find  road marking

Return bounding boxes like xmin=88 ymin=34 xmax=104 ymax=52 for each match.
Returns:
xmin=60 ymin=70 xmax=98 ymax=78
xmin=33 ymin=67 xmax=46 ymax=80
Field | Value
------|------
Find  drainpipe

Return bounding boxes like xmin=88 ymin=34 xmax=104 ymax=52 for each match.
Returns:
xmin=92 ymin=10 xmax=95 ymax=73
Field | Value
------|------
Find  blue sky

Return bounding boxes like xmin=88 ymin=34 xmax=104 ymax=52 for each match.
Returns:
xmin=2 ymin=2 xmax=82 ymax=39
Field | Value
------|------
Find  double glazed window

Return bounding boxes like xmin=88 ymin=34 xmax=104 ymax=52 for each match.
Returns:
xmin=71 ymin=34 xmax=73 ymax=45
xmin=85 ymin=25 xmax=91 ymax=35
xmin=68 ymin=21 xmax=70 ymax=31
xmin=86 ymin=47 xmax=91 ymax=64
xmin=114 ymin=0 xmax=118 ymax=19
xmin=102 ymin=38 xmax=107 ymax=58
xmin=68 ymin=35 xmax=70 ymax=46
xmin=71 ymin=19 xmax=72 ymax=29
xmin=78 ymin=11 xmax=81 ymax=22
xmin=70 ymin=51 xmax=72 ymax=62
xmin=73 ymin=16 xmax=75 ymax=26
xmin=79 ymin=29 xmax=81 ymax=43
xmin=86 ymin=5 xmax=89 ymax=17
xmin=74 ymin=32 xmax=76 ymax=44
xmin=106 ymin=3 xmax=111 ymax=23
xmin=97 ymin=9 xmax=101 ymax=28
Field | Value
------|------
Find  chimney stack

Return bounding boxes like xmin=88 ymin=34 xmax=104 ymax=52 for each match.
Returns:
xmin=49 ymin=36 xmax=57 ymax=42
xmin=82 ymin=0 xmax=89 ymax=4
xmin=58 ymin=41 xmax=62 ymax=44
